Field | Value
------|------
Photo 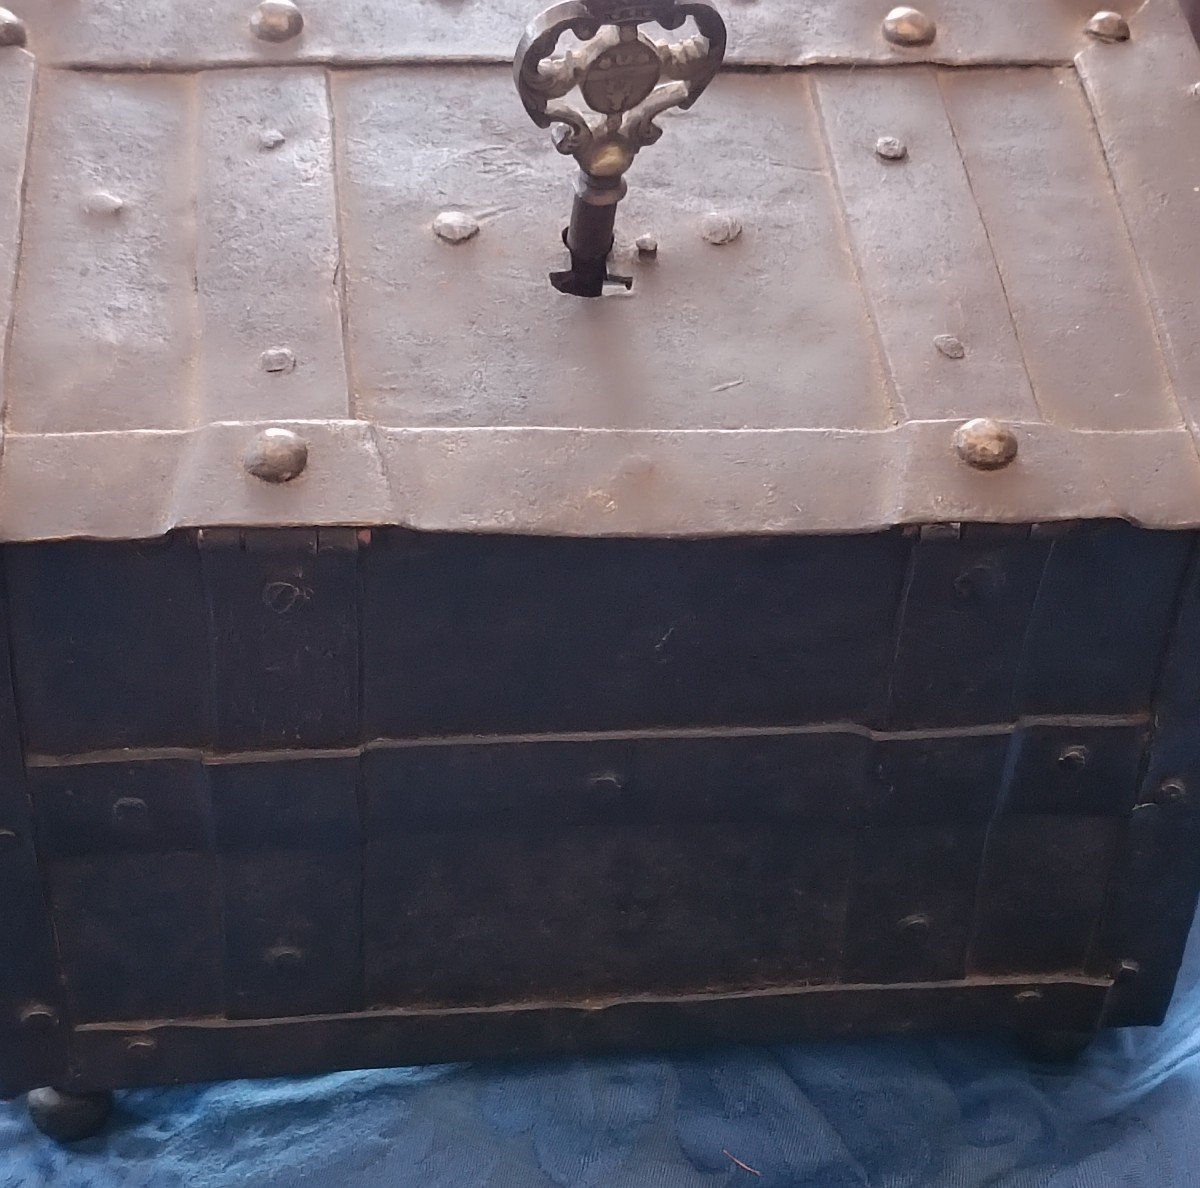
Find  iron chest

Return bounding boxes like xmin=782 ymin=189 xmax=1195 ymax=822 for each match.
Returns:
xmin=2 ymin=0 xmax=1200 ymax=1135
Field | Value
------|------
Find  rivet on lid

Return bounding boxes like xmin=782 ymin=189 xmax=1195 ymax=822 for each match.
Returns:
xmin=0 ymin=7 xmax=26 ymax=48
xmin=244 ymin=428 xmax=308 ymax=483
xmin=934 ymin=334 xmax=965 ymax=359
xmin=700 ymin=212 xmax=741 ymax=245
xmin=953 ymin=418 xmax=1018 ymax=471
xmin=250 ymin=0 xmax=304 ymax=43
xmin=433 ymin=210 xmax=480 ymax=243
xmin=260 ymin=347 xmax=296 ymax=374
xmin=882 ymin=6 xmax=936 ymax=47
xmin=84 ymin=191 xmax=124 ymax=217
xmin=875 ymin=136 xmax=908 ymax=162
xmin=1085 ymin=11 xmax=1131 ymax=42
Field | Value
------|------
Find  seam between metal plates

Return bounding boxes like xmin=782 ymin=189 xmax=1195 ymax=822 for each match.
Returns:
xmin=935 ymin=65 xmax=1045 ymax=425
xmin=47 ymin=57 xmax=1081 ymax=75
xmin=1085 ymin=532 xmax=1200 ymax=974
xmin=323 ymin=67 xmax=357 ymax=421
xmin=182 ymin=71 xmax=204 ymax=434
xmin=22 ymin=712 xmax=1153 ymax=768
xmin=0 ymin=51 xmax=37 ymax=448
xmin=5 ymin=420 xmax=1194 ymax=439
xmin=71 ymin=971 xmax=1115 ymax=1031
xmin=0 ymin=533 xmax=74 ymax=1079
xmin=809 ymin=71 xmax=902 ymax=428
xmin=1073 ymin=48 xmax=1194 ymax=451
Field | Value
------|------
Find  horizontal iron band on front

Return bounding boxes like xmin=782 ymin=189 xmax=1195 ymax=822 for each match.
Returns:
xmin=66 ymin=974 xmax=1115 ymax=1090
xmin=2 ymin=422 xmax=1198 ymax=541
xmin=22 ymin=713 xmax=1151 ymax=768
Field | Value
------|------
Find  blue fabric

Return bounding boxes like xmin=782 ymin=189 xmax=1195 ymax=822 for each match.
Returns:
xmin=3 ymin=919 xmax=1199 ymax=1187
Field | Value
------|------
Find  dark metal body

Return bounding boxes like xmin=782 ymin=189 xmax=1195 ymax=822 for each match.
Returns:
xmin=2 ymin=522 xmax=1199 ymax=1097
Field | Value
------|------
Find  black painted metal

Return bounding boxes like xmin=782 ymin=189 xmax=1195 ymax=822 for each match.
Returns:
xmin=1096 ymin=540 xmax=1200 ymax=1025
xmin=0 ymin=579 xmax=69 ymax=1098
xmin=0 ymin=524 xmax=1196 ymax=1099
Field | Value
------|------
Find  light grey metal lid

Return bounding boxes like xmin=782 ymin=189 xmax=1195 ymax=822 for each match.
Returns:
xmin=0 ymin=0 xmax=1198 ymax=540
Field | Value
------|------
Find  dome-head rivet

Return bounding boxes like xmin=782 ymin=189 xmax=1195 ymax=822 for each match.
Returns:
xmin=882 ymin=6 xmax=936 ymax=47
xmin=1155 ymin=777 xmax=1189 ymax=806
xmin=83 ymin=191 xmax=125 ymax=217
xmin=0 ymin=8 xmax=26 ymax=48
xmin=954 ymin=418 xmax=1018 ymax=471
xmin=875 ymin=136 xmax=908 ymax=162
xmin=250 ymin=0 xmax=304 ymax=43
xmin=111 ymin=796 xmax=149 ymax=828
xmin=1085 ymin=11 xmax=1131 ymax=42
xmin=244 ymin=428 xmax=308 ymax=483
xmin=433 ymin=210 xmax=480 ymax=244
xmin=260 ymin=347 xmax=296 ymax=374
xmin=934 ymin=334 xmax=965 ymax=359
xmin=1057 ymin=744 xmax=1090 ymax=772
xmin=19 ymin=1003 xmax=59 ymax=1030
xmin=588 ymin=771 xmax=625 ymax=795
xmin=700 ymin=212 xmax=742 ymax=245
xmin=265 ymin=944 xmax=306 ymax=971
xmin=125 ymin=1035 xmax=158 ymax=1058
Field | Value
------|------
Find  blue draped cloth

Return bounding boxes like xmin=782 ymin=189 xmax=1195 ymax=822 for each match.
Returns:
xmin=4 ymin=916 xmax=1198 ymax=1187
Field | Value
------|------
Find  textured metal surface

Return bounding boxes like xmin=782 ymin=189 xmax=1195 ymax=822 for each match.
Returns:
xmin=212 ymin=758 xmax=362 ymax=1019
xmin=0 ymin=0 xmax=1196 ymax=1095
xmin=0 ymin=47 xmax=31 ymax=428
xmin=66 ymin=975 xmax=1114 ymax=1092
xmin=5 ymin=539 xmax=211 ymax=752
xmin=1099 ymin=542 xmax=1200 ymax=1026
xmin=1015 ymin=523 xmax=1193 ymax=716
xmin=17 ymin=0 xmax=1139 ymax=68
xmin=334 ymin=68 xmax=885 ymax=431
xmin=3 ymin=35 xmax=1200 ymax=535
xmin=0 ymin=524 xmax=1193 ymax=1097
xmin=937 ymin=66 xmax=1177 ymax=432
xmin=7 ymin=69 xmax=197 ymax=434
xmin=6 ymin=527 xmax=1187 ymax=747
xmin=195 ymin=68 xmax=348 ymax=424
xmin=200 ymin=528 xmax=358 ymax=749
xmin=885 ymin=528 xmax=1049 ymax=728
xmin=813 ymin=66 xmax=1038 ymax=423
xmin=1078 ymin=0 xmax=1200 ymax=448
xmin=6 ymin=421 xmax=1200 ymax=539
xmin=0 ymin=585 xmax=68 ymax=1097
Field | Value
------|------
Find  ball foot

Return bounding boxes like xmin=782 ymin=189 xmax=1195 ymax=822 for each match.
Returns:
xmin=26 ymin=1087 xmax=113 ymax=1142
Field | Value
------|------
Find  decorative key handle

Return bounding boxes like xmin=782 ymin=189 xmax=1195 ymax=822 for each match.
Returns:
xmin=515 ymin=0 xmax=727 ymax=297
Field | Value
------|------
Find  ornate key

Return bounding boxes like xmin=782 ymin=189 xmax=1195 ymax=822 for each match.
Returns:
xmin=515 ymin=0 xmax=727 ymax=297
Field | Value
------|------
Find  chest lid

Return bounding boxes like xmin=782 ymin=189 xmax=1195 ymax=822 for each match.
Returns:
xmin=1 ymin=0 xmax=1198 ymax=540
